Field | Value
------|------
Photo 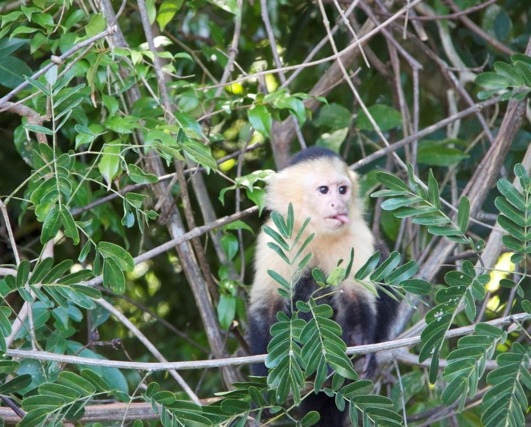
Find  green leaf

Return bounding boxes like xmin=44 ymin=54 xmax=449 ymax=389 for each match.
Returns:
xmin=385 ymin=260 xmax=418 ymax=286
xmin=418 ymin=141 xmax=469 ymax=166
xmin=354 ymin=251 xmax=381 ymax=280
xmin=40 ymin=259 xmax=73 ymax=284
xmin=482 ymin=343 xmax=531 ymax=427
xmin=206 ymin=0 xmax=239 ymax=14
xmin=221 ymin=233 xmax=239 ymax=261
xmin=314 ymin=103 xmax=353 ymax=129
xmin=497 ymin=178 xmax=526 ymax=211
xmin=102 ymin=257 xmax=126 ymax=294
xmin=16 ymin=260 xmax=31 ymax=288
xmin=475 ymin=71 xmax=512 ymax=90
xmin=380 ymin=196 xmax=420 ymax=211
xmin=248 ymin=104 xmax=272 ymax=137
xmin=180 ymin=138 xmax=217 ymax=172
xmin=41 ymin=205 xmax=61 ymax=243
xmin=427 ymin=170 xmax=441 ymax=209
xmin=217 ymin=293 xmax=236 ymax=330
xmin=370 ymin=251 xmax=401 ymax=282
xmin=266 ymin=313 xmax=305 ymax=404
xmin=98 ymin=143 xmax=122 ymax=186
xmin=128 ymin=163 xmax=158 ymax=184
xmin=357 ymin=104 xmax=402 ymax=131
xmin=457 ymin=197 xmax=470 ymax=233
xmin=442 ymin=323 xmax=507 ymax=410
xmin=401 ymin=279 xmax=431 ymax=295
xmin=157 ymin=0 xmax=184 ymax=31
xmin=44 ymin=64 xmax=57 ymax=85
xmin=85 ymin=13 xmax=106 ymax=37
xmin=60 ymin=207 xmax=80 ymax=245
xmin=25 ymin=74 xmax=50 ymax=95
xmin=98 ymin=241 xmax=134 ymax=272
xmin=0 ymin=306 xmax=12 ymax=351
xmin=374 ymin=171 xmax=411 ymax=193
xmin=0 ymin=374 xmax=31 ymax=394
xmin=29 ymin=257 xmax=54 ymax=285
xmin=0 ymin=56 xmax=33 ymax=89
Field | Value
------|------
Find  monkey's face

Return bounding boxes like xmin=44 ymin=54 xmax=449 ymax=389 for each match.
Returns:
xmin=266 ymin=156 xmax=359 ymax=235
xmin=303 ymin=171 xmax=353 ymax=233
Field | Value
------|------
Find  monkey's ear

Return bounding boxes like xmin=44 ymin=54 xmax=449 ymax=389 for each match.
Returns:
xmin=348 ymin=171 xmax=359 ymax=195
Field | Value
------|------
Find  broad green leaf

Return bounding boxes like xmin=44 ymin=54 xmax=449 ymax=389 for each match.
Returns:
xmin=60 ymin=207 xmax=79 ymax=244
xmin=40 ymin=259 xmax=73 ymax=284
xmin=98 ymin=241 xmax=134 ymax=272
xmin=401 ymin=279 xmax=431 ymax=295
xmin=157 ymin=0 xmax=183 ymax=31
xmin=217 ymin=293 xmax=236 ymax=330
xmin=357 ymin=104 xmax=402 ymax=131
xmin=0 ymin=56 xmax=33 ymax=89
xmin=128 ymin=163 xmax=158 ymax=184
xmin=384 ymin=260 xmax=418 ymax=285
xmin=181 ymin=138 xmax=217 ymax=172
xmin=427 ymin=170 xmax=441 ymax=209
xmin=370 ymin=251 xmax=401 ymax=282
xmin=102 ymin=257 xmax=126 ymax=294
xmin=354 ymin=251 xmax=381 ymax=280
xmin=44 ymin=64 xmax=57 ymax=85
xmin=206 ymin=0 xmax=239 ymax=15
xmin=248 ymin=104 xmax=272 ymax=137
xmin=0 ymin=306 xmax=11 ymax=351
xmin=267 ymin=269 xmax=290 ymax=290
xmin=494 ymin=61 xmax=523 ymax=84
xmin=85 ymin=13 xmax=106 ymax=37
xmin=98 ymin=143 xmax=122 ymax=186
xmin=41 ymin=205 xmax=61 ymax=243
xmin=25 ymin=74 xmax=50 ymax=95
xmin=24 ymin=124 xmax=54 ymax=136
xmin=16 ymin=260 xmax=30 ymax=288
xmin=29 ymin=257 xmax=54 ymax=285
xmin=475 ymin=71 xmax=511 ymax=90
xmin=314 ymin=103 xmax=353 ymax=129
xmin=497 ymin=178 xmax=526 ymax=211
xmin=0 ymin=374 xmax=31 ymax=394
xmin=374 ymin=171 xmax=411 ymax=193
xmin=221 ymin=233 xmax=239 ymax=261
xmin=418 ymin=141 xmax=469 ymax=166
xmin=411 ymin=214 xmax=448 ymax=226
xmin=380 ymin=196 xmax=419 ymax=211
xmin=457 ymin=197 xmax=471 ymax=234
xmin=498 ymin=216 xmax=525 ymax=241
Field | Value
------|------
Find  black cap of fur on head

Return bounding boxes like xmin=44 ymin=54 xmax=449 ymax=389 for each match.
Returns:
xmin=288 ymin=146 xmax=341 ymax=167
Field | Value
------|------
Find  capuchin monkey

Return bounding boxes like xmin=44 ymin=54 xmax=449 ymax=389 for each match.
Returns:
xmin=248 ymin=146 xmax=398 ymax=426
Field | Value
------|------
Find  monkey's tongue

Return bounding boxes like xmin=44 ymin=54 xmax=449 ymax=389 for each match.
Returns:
xmin=332 ymin=214 xmax=349 ymax=224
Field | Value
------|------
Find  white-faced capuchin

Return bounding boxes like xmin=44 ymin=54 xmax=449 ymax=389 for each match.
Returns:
xmin=248 ymin=146 xmax=398 ymax=426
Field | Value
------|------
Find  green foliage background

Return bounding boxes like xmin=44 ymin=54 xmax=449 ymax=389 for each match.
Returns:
xmin=0 ymin=0 xmax=530 ymax=425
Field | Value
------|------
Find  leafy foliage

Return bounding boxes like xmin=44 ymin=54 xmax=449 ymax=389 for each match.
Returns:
xmin=20 ymin=370 xmax=109 ymax=426
xmin=0 ymin=0 xmax=530 ymax=425
xmin=495 ymin=163 xmax=531 ymax=266
xmin=476 ymin=54 xmax=531 ymax=100
xmin=442 ymin=323 xmax=507 ymax=410
xmin=482 ymin=343 xmax=531 ymax=427
xmin=419 ymin=261 xmax=490 ymax=383
xmin=372 ymin=165 xmax=472 ymax=245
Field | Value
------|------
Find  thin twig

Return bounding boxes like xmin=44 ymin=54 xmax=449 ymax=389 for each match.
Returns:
xmin=0 ymin=26 xmax=118 ymax=108
xmin=6 ymin=312 xmax=528 ymax=371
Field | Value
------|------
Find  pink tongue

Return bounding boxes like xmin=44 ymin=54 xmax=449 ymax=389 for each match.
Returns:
xmin=334 ymin=214 xmax=349 ymax=224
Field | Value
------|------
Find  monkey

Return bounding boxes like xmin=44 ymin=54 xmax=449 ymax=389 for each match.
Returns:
xmin=247 ymin=146 xmax=398 ymax=426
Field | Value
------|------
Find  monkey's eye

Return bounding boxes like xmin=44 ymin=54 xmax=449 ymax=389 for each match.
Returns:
xmin=318 ymin=186 xmax=329 ymax=194
xmin=339 ymin=185 xmax=348 ymax=194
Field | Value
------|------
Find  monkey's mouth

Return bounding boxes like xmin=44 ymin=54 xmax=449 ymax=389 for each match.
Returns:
xmin=327 ymin=213 xmax=349 ymax=225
